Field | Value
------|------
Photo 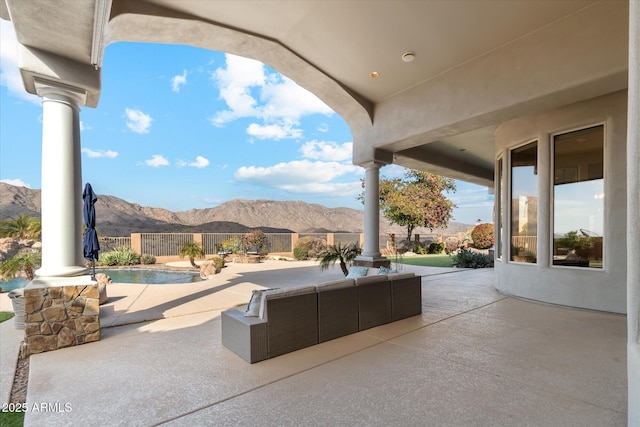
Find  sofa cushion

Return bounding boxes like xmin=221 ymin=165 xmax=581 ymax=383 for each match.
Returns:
xmin=346 ymin=266 xmax=369 ymax=278
xmin=387 ymin=272 xmax=415 ymax=281
xmin=378 ymin=265 xmax=398 ymax=275
xmin=259 ymin=285 xmax=317 ymax=319
xmin=244 ymin=288 xmax=279 ymax=317
xmin=315 ymin=278 xmax=356 ymax=292
xmin=355 ymin=275 xmax=388 ymax=285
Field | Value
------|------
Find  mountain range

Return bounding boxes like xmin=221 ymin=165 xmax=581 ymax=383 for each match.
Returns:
xmin=0 ymin=183 xmax=471 ymax=238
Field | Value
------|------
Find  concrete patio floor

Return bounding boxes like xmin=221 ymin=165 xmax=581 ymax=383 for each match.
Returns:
xmin=1 ymin=260 xmax=628 ymax=426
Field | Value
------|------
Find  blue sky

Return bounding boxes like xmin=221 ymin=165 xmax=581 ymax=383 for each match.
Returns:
xmin=0 ymin=20 xmax=493 ymax=225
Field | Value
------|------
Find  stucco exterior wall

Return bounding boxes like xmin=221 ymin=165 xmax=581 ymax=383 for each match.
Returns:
xmin=494 ymin=91 xmax=627 ymax=314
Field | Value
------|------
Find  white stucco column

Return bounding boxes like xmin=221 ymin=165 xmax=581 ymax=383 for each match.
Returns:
xmin=33 ymin=81 xmax=87 ymax=278
xmin=627 ymin=1 xmax=640 ymax=425
xmin=362 ymin=162 xmax=381 ymax=258
xmin=354 ymin=161 xmax=390 ymax=268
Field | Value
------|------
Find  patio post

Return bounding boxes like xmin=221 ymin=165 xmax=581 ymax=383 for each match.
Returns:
xmin=627 ymin=0 xmax=639 ymax=424
xmin=33 ymin=81 xmax=87 ymax=278
xmin=354 ymin=161 xmax=389 ymax=268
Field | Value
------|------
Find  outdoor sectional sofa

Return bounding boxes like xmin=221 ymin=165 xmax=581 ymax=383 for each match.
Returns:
xmin=221 ymin=269 xmax=422 ymax=363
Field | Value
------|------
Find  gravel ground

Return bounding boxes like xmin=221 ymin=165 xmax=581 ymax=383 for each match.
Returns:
xmin=9 ymin=354 xmax=28 ymax=404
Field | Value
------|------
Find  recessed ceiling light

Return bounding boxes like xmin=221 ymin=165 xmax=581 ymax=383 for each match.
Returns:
xmin=402 ymin=51 xmax=416 ymax=63
xmin=370 ymin=71 xmax=380 ymax=78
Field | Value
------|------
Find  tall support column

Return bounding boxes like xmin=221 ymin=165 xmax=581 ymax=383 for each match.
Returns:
xmin=34 ymin=81 xmax=87 ymax=278
xmin=362 ymin=162 xmax=381 ymax=258
xmin=354 ymin=162 xmax=389 ymax=268
xmin=627 ymin=1 xmax=640 ymax=424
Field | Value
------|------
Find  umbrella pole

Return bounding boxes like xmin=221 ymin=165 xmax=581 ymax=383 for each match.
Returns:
xmin=91 ymin=259 xmax=96 ymax=281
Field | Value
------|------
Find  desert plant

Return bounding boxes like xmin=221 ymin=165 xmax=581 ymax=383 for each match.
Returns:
xmin=212 ymin=256 xmax=225 ymax=270
xmin=450 ymin=247 xmax=491 ymax=268
xmin=295 ymin=236 xmax=327 ymax=259
xmin=179 ymin=242 xmax=205 ymax=268
xmin=242 ymin=229 xmax=267 ymax=254
xmin=293 ymin=246 xmax=308 ymax=260
xmin=98 ymin=246 xmax=140 ymax=266
xmin=428 ymin=242 xmax=445 ymax=254
xmin=471 ymin=223 xmax=494 ymax=249
xmin=317 ymin=243 xmax=362 ymax=276
xmin=0 ymin=250 xmax=41 ymax=282
xmin=221 ymin=238 xmax=242 ymax=254
xmin=140 ymin=254 xmax=156 ymax=265
xmin=0 ymin=214 xmax=41 ymax=240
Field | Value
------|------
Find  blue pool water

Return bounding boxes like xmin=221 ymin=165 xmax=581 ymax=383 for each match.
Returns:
xmin=0 ymin=268 xmax=201 ymax=293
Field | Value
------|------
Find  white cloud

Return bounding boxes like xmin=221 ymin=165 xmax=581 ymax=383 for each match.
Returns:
xmin=80 ymin=121 xmax=91 ymax=132
xmin=234 ymin=160 xmax=360 ymax=195
xmin=0 ymin=178 xmax=31 ymax=188
xmin=317 ymin=123 xmax=329 ymax=133
xmin=301 ymin=141 xmax=352 ymax=162
xmin=189 ymin=156 xmax=210 ymax=168
xmin=144 ymin=154 xmax=169 ymax=167
xmin=449 ymin=184 xmax=493 ymax=209
xmin=125 ymin=108 xmax=152 ymax=133
xmin=210 ymin=53 xmax=333 ymax=139
xmin=172 ymin=70 xmax=187 ymax=93
xmin=0 ymin=21 xmax=40 ymax=104
xmin=247 ymin=123 xmax=302 ymax=140
xmin=82 ymin=148 xmax=118 ymax=158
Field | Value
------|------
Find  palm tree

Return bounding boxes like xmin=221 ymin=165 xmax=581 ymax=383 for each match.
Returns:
xmin=317 ymin=243 xmax=362 ymax=276
xmin=0 ymin=214 xmax=41 ymax=240
xmin=0 ymin=251 xmax=41 ymax=282
xmin=179 ymin=242 xmax=205 ymax=268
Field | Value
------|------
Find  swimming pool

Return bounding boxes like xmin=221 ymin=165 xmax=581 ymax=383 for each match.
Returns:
xmin=0 ymin=268 xmax=201 ymax=292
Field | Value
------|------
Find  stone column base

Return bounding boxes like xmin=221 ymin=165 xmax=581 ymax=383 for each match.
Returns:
xmin=22 ymin=283 xmax=100 ymax=357
xmin=353 ymin=256 xmax=391 ymax=269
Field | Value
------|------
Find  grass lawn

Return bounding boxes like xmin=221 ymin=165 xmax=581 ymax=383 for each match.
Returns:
xmin=0 ymin=311 xmax=24 ymax=427
xmin=395 ymin=254 xmax=454 ymax=268
xmin=0 ymin=311 xmax=15 ymax=323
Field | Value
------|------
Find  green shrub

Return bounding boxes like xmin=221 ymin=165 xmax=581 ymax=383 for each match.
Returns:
xmin=450 ymin=247 xmax=491 ymax=268
xmin=428 ymin=242 xmax=445 ymax=254
xmin=471 ymin=223 xmax=494 ymax=249
xmin=414 ymin=243 xmax=428 ymax=254
xmin=221 ymin=238 xmax=242 ymax=254
xmin=140 ymin=254 xmax=156 ymax=265
xmin=295 ymin=236 xmax=326 ymax=258
xmin=213 ymin=257 xmax=225 ymax=269
xmin=444 ymin=236 xmax=459 ymax=254
xmin=98 ymin=246 xmax=140 ymax=266
xmin=293 ymin=246 xmax=309 ymax=260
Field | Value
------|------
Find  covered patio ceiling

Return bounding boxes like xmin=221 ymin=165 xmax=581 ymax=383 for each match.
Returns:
xmin=1 ymin=0 xmax=627 ymax=187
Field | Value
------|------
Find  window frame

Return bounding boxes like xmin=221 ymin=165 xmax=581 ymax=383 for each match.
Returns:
xmin=549 ymin=122 xmax=606 ymax=270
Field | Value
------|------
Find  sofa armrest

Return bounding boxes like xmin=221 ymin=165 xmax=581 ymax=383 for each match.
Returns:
xmin=389 ymin=273 xmax=422 ymax=321
xmin=221 ymin=309 xmax=268 ymax=363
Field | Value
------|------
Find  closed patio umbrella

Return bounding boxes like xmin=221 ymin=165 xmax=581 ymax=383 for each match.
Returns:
xmin=82 ymin=183 xmax=100 ymax=280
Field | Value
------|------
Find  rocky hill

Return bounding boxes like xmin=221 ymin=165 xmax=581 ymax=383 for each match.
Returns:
xmin=0 ymin=182 xmax=471 ymax=238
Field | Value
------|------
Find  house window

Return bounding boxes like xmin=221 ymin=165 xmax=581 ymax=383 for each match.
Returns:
xmin=552 ymin=125 xmax=604 ymax=268
xmin=510 ymin=142 xmax=537 ymax=263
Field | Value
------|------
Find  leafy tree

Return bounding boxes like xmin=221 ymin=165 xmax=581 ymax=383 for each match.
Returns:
xmin=317 ymin=243 xmax=361 ymax=276
xmin=179 ymin=242 xmax=205 ymax=268
xmin=1 ymin=251 xmax=41 ymax=282
xmin=360 ymin=170 xmax=456 ymax=244
xmin=242 ymin=229 xmax=267 ymax=254
xmin=0 ymin=214 xmax=41 ymax=240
